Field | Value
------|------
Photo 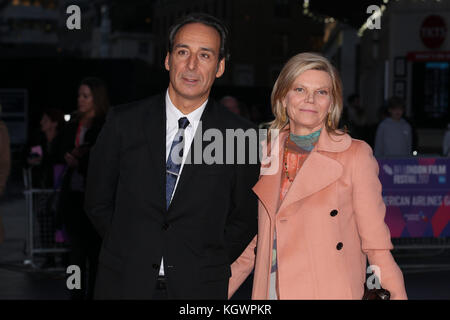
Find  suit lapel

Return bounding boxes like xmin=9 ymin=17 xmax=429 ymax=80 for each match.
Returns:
xmin=144 ymin=94 xmax=166 ymax=210
xmin=168 ymin=99 xmax=217 ymax=211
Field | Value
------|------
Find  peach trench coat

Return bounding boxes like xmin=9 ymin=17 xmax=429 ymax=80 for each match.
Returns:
xmin=229 ymin=128 xmax=407 ymax=299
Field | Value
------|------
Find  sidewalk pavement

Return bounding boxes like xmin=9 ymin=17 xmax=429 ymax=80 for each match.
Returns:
xmin=0 ymin=194 xmax=69 ymax=300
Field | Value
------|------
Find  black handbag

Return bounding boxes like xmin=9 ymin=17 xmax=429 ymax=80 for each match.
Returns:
xmin=362 ymin=284 xmax=391 ymax=300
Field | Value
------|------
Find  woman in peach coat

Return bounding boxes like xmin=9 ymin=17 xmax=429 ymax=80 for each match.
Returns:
xmin=228 ymin=53 xmax=407 ymax=300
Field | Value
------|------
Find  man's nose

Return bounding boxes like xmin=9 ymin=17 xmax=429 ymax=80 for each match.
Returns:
xmin=187 ymin=55 xmax=198 ymax=70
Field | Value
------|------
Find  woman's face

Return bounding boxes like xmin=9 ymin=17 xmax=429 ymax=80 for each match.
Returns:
xmin=284 ymin=69 xmax=332 ymax=135
xmin=40 ymin=114 xmax=57 ymax=133
xmin=77 ymin=85 xmax=95 ymax=115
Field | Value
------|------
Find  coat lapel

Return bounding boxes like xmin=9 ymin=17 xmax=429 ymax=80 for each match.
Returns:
xmin=252 ymin=130 xmax=286 ymax=220
xmin=277 ymin=128 xmax=351 ymax=214
xmin=143 ymin=94 xmax=166 ymax=210
xmin=168 ymin=99 xmax=217 ymax=210
xmin=277 ymin=150 xmax=342 ymax=214
xmin=253 ymin=127 xmax=352 ymax=217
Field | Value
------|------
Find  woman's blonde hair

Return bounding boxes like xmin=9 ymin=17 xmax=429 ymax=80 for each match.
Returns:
xmin=269 ymin=52 xmax=344 ymax=136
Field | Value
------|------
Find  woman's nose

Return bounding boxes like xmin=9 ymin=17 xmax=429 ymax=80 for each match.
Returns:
xmin=305 ymin=92 xmax=314 ymax=103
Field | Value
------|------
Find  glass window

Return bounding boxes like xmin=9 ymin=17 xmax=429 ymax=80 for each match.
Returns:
xmin=412 ymin=61 xmax=449 ymax=128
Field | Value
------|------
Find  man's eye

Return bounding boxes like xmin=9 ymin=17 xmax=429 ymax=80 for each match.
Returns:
xmin=200 ymin=53 xmax=210 ymax=59
xmin=177 ymin=50 xmax=187 ymax=56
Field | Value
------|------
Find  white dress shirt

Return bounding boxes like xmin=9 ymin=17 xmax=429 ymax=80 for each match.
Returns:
xmin=160 ymin=89 xmax=207 ymax=276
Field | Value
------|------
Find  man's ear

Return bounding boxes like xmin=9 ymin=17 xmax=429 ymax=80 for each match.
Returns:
xmin=164 ymin=52 xmax=170 ymax=71
xmin=215 ymin=58 xmax=225 ymax=78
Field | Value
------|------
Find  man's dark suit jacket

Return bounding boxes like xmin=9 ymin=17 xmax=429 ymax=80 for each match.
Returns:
xmin=85 ymin=93 xmax=260 ymax=299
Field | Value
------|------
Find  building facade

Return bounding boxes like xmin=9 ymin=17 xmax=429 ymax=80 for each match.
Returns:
xmin=152 ymin=0 xmax=324 ymax=87
xmin=322 ymin=0 xmax=449 ymax=154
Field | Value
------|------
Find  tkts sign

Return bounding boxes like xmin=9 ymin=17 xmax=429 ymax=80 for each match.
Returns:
xmin=420 ymin=15 xmax=447 ymax=49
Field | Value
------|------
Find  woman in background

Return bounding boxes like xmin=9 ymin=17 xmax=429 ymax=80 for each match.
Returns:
xmin=26 ymin=108 xmax=65 ymax=189
xmin=0 ymin=118 xmax=10 ymax=245
xmin=58 ymin=77 xmax=109 ymax=300
xmin=25 ymin=108 xmax=65 ymax=268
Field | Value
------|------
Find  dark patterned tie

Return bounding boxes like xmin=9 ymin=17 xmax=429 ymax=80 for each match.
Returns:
xmin=166 ymin=117 xmax=190 ymax=209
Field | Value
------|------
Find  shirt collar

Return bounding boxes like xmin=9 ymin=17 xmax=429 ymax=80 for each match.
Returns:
xmin=165 ymin=89 xmax=208 ymax=128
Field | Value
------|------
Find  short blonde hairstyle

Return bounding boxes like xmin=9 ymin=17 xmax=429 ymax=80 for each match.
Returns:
xmin=269 ymin=52 xmax=344 ymax=135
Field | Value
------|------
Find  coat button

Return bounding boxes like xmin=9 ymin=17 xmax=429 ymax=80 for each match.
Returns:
xmin=162 ymin=223 xmax=169 ymax=230
xmin=330 ymin=209 xmax=338 ymax=217
xmin=336 ymin=242 xmax=343 ymax=250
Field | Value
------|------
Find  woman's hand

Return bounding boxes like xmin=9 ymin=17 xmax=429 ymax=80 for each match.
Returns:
xmin=64 ymin=152 xmax=79 ymax=168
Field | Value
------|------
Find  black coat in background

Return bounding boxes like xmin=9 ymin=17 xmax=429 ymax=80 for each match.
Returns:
xmin=23 ymin=131 xmax=65 ymax=189
xmin=55 ymin=116 xmax=105 ymax=229
xmin=56 ymin=115 xmax=105 ymax=300
xmin=85 ymin=94 xmax=260 ymax=299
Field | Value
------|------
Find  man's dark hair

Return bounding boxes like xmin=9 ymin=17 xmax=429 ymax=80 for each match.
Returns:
xmin=167 ymin=13 xmax=230 ymax=61
xmin=388 ymin=96 xmax=405 ymax=110
xmin=43 ymin=108 xmax=65 ymax=131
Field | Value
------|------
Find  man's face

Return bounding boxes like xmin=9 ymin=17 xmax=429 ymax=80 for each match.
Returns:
xmin=165 ymin=22 xmax=225 ymax=109
xmin=389 ymin=106 xmax=404 ymax=121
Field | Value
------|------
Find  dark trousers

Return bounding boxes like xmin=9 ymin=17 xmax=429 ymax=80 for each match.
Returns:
xmin=152 ymin=276 xmax=169 ymax=300
xmin=63 ymin=191 xmax=101 ymax=300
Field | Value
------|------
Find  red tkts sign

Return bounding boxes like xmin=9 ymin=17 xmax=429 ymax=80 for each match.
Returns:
xmin=420 ymin=15 xmax=447 ymax=49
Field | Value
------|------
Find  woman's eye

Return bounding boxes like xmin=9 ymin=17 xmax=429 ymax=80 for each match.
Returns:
xmin=294 ymin=87 xmax=304 ymax=93
xmin=318 ymin=90 xmax=328 ymax=95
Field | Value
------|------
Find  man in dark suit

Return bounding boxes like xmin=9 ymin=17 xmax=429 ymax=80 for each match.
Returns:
xmin=85 ymin=13 xmax=259 ymax=299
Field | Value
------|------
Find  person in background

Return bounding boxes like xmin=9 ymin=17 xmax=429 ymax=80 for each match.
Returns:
xmin=374 ymin=97 xmax=412 ymax=157
xmin=0 ymin=117 xmax=11 ymax=245
xmin=341 ymin=94 xmax=367 ymax=140
xmin=24 ymin=108 xmax=65 ymax=268
xmin=57 ymin=77 xmax=109 ymax=300
xmin=25 ymin=108 xmax=65 ymax=188
xmin=228 ymin=52 xmax=407 ymax=300
xmin=220 ymin=96 xmax=241 ymax=115
xmin=443 ymin=122 xmax=450 ymax=157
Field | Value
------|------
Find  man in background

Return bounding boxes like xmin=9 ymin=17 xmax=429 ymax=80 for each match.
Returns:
xmin=0 ymin=114 xmax=11 ymax=244
xmin=374 ymin=97 xmax=412 ymax=157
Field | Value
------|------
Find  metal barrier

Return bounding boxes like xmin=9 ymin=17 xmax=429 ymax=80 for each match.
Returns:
xmin=392 ymin=238 xmax=450 ymax=272
xmin=23 ymin=168 xmax=69 ymax=269
xmin=392 ymin=237 xmax=450 ymax=250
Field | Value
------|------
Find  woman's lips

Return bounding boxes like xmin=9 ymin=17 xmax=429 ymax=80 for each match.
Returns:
xmin=299 ymin=109 xmax=317 ymax=113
